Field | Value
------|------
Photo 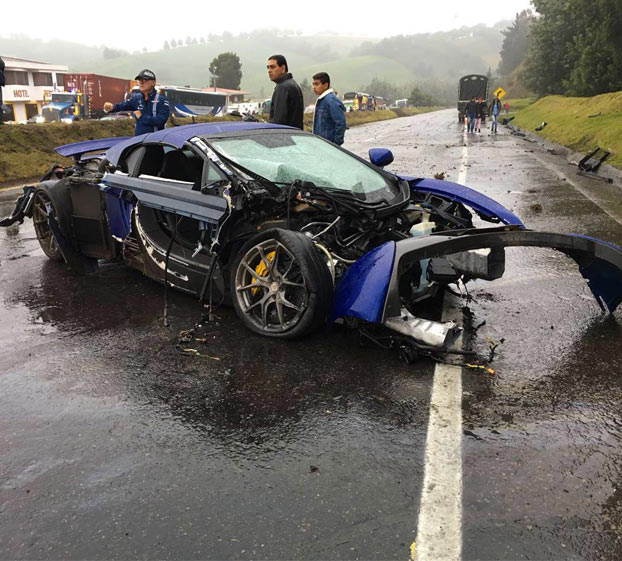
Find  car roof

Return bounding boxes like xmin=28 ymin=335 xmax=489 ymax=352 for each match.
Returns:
xmin=105 ymin=122 xmax=293 ymax=166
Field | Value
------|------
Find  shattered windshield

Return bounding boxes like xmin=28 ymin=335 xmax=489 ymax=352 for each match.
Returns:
xmin=206 ymin=131 xmax=398 ymax=202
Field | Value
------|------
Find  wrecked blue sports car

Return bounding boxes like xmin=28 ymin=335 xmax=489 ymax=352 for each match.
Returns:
xmin=3 ymin=122 xmax=622 ymax=359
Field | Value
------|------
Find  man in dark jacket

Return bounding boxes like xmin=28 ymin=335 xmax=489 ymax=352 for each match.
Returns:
xmin=465 ymin=96 xmax=478 ymax=133
xmin=103 ymin=69 xmax=169 ymax=136
xmin=266 ymin=55 xmax=303 ymax=129
xmin=312 ymin=72 xmax=346 ymax=145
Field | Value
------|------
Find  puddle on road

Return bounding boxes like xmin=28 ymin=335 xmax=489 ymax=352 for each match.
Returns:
xmin=1 ymin=217 xmax=435 ymax=465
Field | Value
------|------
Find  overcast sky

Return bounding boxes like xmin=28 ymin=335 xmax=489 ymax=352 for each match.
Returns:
xmin=3 ymin=0 xmax=533 ymax=51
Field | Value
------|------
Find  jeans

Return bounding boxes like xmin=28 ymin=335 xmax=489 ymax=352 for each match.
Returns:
xmin=467 ymin=113 xmax=475 ymax=132
xmin=491 ymin=113 xmax=498 ymax=133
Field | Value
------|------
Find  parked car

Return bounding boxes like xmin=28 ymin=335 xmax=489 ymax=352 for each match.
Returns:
xmin=2 ymin=122 xmax=621 ymax=360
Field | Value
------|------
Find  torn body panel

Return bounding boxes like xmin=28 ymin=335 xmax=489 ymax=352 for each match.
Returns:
xmin=405 ymin=177 xmax=525 ymax=226
xmin=0 ymin=186 xmax=35 ymax=227
xmin=331 ymin=227 xmax=622 ymax=340
xmin=381 ymin=227 xmax=622 ymax=318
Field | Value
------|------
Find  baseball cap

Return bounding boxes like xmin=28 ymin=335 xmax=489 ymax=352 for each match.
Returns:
xmin=135 ymin=69 xmax=156 ymax=81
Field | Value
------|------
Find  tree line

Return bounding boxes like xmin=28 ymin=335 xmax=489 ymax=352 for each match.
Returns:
xmin=499 ymin=1 xmax=622 ymax=97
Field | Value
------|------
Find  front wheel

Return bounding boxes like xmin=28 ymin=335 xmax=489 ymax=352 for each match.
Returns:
xmin=230 ymin=229 xmax=333 ymax=339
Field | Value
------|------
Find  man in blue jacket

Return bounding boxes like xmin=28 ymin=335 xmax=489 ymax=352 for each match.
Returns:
xmin=311 ymin=72 xmax=346 ymax=145
xmin=103 ymin=69 xmax=169 ymax=135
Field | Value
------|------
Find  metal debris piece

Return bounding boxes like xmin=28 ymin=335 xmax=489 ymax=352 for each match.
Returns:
xmin=575 ymin=147 xmax=613 ymax=183
xmin=578 ymin=147 xmax=610 ymax=173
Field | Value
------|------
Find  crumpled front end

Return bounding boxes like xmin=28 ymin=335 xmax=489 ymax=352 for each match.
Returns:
xmin=331 ymin=225 xmax=622 ymax=350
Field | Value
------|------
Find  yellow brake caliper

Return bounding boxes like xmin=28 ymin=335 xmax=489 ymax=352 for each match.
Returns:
xmin=251 ymin=250 xmax=275 ymax=295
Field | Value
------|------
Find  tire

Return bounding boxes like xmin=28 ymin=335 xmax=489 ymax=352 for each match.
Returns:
xmin=31 ymin=185 xmax=72 ymax=262
xmin=230 ymin=229 xmax=333 ymax=339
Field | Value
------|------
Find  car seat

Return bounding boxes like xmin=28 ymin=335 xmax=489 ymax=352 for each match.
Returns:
xmin=158 ymin=150 xmax=204 ymax=189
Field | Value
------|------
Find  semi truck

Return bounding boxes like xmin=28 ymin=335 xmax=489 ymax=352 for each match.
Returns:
xmin=41 ymin=74 xmax=132 ymax=122
xmin=41 ymin=91 xmax=90 ymax=123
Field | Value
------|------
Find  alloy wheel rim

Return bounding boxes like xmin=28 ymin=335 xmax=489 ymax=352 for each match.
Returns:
xmin=235 ymin=239 xmax=308 ymax=333
xmin=32 ymin=192 xmax=59 ymax=257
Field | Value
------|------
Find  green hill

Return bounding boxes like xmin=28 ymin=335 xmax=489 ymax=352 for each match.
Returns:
xmin=1 ymin=26 xmax=504 ymax=99
xmin=513 ymin=92 xmax=622 ymax=169
xmin=87 ymin=49 xmax=416 ymax=99
xmin=80 ymin=40 xmax=418 ymax=97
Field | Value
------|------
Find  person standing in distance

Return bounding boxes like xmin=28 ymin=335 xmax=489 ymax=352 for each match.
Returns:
xmin=103 ymin=69 xmax=169 ymax=136
xmin=311 ymin=72 xmax=346 ymax=145
xmin=475 ymin=97 xmax=485 ymax=134
xmin=489 ymin=95 xmax=502 ymax=134
xmin=266 ymin=55 xmax=303 ymax=129
xmin=465 ymin=96 xmax=477 ymax=133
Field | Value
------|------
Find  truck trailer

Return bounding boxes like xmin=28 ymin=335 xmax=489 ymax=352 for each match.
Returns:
xmin=457 ymin=74 xmax=489 ymax=123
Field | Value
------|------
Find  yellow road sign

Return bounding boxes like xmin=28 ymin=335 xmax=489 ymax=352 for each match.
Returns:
xmin=493 ymin=87 xmax=506 ymax=99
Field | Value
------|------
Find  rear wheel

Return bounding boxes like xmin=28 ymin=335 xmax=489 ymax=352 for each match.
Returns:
xmin=32 ymin=188 xmax=64 ymax=261
xmin=230 ymin=229 xmax=333 ymax=339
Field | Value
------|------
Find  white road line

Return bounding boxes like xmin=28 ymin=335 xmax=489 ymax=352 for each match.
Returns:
xmin=412 ymin=358 xmax=463 ymax=561
xmin=457 ymin=128 xmax=469 ymax=185
xmin=412 ymin=127 xmax=466 ymax=561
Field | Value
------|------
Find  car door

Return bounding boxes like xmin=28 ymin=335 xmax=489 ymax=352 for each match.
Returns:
xmin=103 ymin=144 xmax=228 ymax=227
xmin=102 ymin=143 xmax=230 ymax=297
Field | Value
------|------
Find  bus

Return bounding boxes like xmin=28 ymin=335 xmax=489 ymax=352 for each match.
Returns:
xmin=126 ymin=86 xmax=228 ymax=117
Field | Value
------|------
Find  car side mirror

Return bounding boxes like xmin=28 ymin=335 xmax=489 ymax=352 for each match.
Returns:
xmin=369 ymin=148 xmax=394 ymax=168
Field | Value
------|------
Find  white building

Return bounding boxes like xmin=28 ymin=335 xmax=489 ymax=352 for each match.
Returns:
xmin=1 ymin=57 xmax=68 ymax=122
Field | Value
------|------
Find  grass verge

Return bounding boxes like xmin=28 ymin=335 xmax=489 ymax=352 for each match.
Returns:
xmin=511 ymin=92 xmax=622 ymax=169
xmin=0 ymin=120 xmax=134 ymax=184
xmin=0 ymin=107 xmax=442 ymax=184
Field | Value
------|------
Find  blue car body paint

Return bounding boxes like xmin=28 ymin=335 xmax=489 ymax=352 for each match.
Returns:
xmin=330 ymin=241 xmax=396 ymax=323
xmin=405 ymin=176 xmax=525 ymax=227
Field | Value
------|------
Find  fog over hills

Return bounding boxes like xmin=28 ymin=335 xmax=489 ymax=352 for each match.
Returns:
xmin=0 ymin=24 xmax=507 ymax=100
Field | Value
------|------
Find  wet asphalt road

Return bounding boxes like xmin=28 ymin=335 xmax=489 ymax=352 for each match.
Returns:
xmin=1 ymin=109 xmax=622 ymax=560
